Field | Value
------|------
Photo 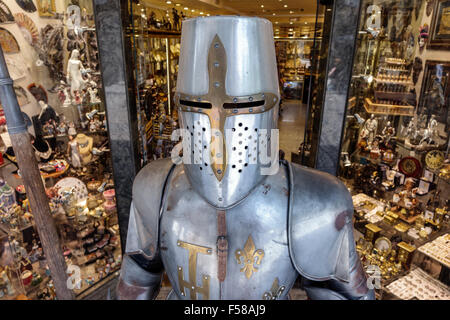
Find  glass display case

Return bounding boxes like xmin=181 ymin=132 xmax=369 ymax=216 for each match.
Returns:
xmin=0 ymin=0 xmax=121 ymax=299
xmin=338 ymin=0 xmax=450 ymax=300
xmin=127 ymin=1 xmax=180 ymax=164
xmin=276 ymin=39 xmax=314 ymax=100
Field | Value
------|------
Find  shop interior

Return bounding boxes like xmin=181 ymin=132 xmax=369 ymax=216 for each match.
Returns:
xmin=0 ymin=0 xmax=448 ymax=300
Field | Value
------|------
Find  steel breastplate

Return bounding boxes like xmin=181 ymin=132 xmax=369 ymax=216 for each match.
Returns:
xmin=159 ymin=165 xmax=297 ymax=300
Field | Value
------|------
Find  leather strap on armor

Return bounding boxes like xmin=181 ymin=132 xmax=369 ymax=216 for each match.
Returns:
xmin=216 ymin=210 xmax=228 ymax=282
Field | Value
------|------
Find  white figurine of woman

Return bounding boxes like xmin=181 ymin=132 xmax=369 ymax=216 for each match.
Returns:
xmin=67 ymin=49 xmax=87 ymax=97
xmin=67 ymin=135 xmax=82 ymax=168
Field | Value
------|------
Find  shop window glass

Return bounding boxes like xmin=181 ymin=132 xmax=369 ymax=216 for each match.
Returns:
xmin=0 ymin=0 xmax=121 ymax=299
xmin=339 ymin=0 xmax=450 ymax=299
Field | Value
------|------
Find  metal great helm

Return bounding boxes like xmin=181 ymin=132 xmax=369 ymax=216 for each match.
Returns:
xmin=175 ymin=16 xmax=280 ymax=209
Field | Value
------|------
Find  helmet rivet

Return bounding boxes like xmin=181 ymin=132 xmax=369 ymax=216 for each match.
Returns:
xmin=262 ymin=94 xmax=265 ymax=98
xmin=197 ymin=97 xmax=202 ymax=101
xmin=214 ymin=62 xmax=219 ymax=67
xmin=214 ymin=82 xmax=220 ymax=88
xmin=233 ymin=97 xmax=238 ymax=103
xmin=214 ymin=43 xmax=219 ymax=48
xmin=233 ymin=109 xmax=238 ymax=114
xmin=249 ymin=96 xmax=253 ymax=101
xmin=217 ymin=153 xmax=222 ymax=158
xmin=218 ymin=197 xmax=223 ymax=201
xmin=273 ymin=97 xmax=276 ymax=102
xmin=249 ymin=108 xmax=253 ymax=113
xmin=217 ymin=170 xmax=222 ymax=174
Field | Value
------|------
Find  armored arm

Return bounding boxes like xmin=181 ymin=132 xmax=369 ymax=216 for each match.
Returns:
xmin=287 ymin=162 xmax=375 ymax=300
xmin=117 ymin=253 xmax=162 ymax=300
xmin=116 ymin=203 xmax=163 ymax=300
xmin=300 ymin=233 xmax=375 ymax=300
xmin=116 ymin=159 xmax=175 ymax=300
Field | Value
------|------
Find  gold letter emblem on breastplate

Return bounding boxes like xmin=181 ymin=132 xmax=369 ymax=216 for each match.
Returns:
xmin=235 ymin=235 xmax=265 ymax=279
xmin=177 ymin=240 xmax=212 ymax=300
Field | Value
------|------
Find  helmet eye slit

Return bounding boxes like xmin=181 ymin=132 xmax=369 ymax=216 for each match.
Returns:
xmin=179 ymin=100 xmax=212 ymax=109
xmin=223 ymin=100 xmax=265 ymax=109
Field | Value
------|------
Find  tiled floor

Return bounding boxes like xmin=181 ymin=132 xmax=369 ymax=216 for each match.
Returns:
xmin=278 ymin=100 xmax=307 ymax=162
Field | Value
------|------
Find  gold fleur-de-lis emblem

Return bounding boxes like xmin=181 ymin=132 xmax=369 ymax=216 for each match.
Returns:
xmin=235 ymin=235 xmax=264 ymax=279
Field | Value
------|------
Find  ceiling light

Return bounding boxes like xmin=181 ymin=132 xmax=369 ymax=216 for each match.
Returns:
xmin=166 ymin=1 xmax=172 ymax=4
xmin=290 ymin=21 xmax=293 ymax=24
xmin=272 ymin=13 xmax=276 ymax=16
xmin=200 ymin=12 xmax=204 ymax=15
xmin=176 ymin=3 xmax=181 ymax=6
xmin=305 ymin=22 xmax=308 ymax=24
xmin=184 ymin=7 xmax=188 ymax=10
xmin=284 ymin=4 xmax=288 ymax=8
xmin=275 ymin=21 xmax=278 ymax=24
xmin=290 ymin=11 xmax=293 ymax=14
xmin=206 ymin=13 xmax=210 ymax=16
xmin=261 ymin=5 xmax=264 ymax=8
xmin=191 ymin=9 xmax=195 ymax=12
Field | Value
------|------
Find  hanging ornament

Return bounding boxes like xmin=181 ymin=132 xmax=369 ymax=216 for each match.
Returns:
xmin=0 ymin=1 xmax=14 ymax=24
xmin=14 ymin=13 xmax=39 ymax=45
xmin=0 ymin=27 xmax=19 ymax=53
xmin=15 ymin=0 xmax=36 ymax=13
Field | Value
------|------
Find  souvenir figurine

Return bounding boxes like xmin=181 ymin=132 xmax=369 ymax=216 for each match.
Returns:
xmin=68 ymin=122 xmax=77 ymax=136
xmin=382 ymin=121 xmax=395 ymax=146
xmin=117 ymin=16 xmax=374 ymax=301
xmin=418 ymin=24 xmax=429 ymax=50
xmin=67 ymin=135 xmax=82 ymax=168
xmin=420 ymin=115 xmax=439 ymax=145
xmin=67 ymin=49 xmax=87 ymax=97
xmin=361 ymin=114 xmax=378 ymax=145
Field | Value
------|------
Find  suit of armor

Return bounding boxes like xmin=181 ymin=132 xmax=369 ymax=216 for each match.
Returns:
xmin=117 ymin=16 xmax=374 ymax=300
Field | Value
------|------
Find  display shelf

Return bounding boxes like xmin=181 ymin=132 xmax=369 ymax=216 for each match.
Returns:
xmin=417 ymin=233 xmax=450 ymax=268
xmin=374 ymin=91 xmax=415 ymax=101
xmin=385 ymin=267 xmax=450 ymax=300
xmin=364 ymin=98 xmax=414 ymax=116
xmin=374 ymin=78 xmax=414 ymax=86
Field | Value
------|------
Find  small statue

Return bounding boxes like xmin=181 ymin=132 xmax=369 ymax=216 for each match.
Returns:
xmin=361 ymin=114 xmax=378 ymax=145
xmin=172 ymin=8 xmax=180 ymax=30
xmin=67 ymin=49 xmax=88 ymax=97
xmin=418 ymin=24 xmax=429 ymax=50
xmin=382 ymin=121 xmax=395 ymax=145
xmin=420 ymin=115 xmax=439 ymax=145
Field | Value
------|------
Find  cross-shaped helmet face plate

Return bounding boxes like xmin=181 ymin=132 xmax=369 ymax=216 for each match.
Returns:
xmin=175 ymin=35 xmax=278 ymax=182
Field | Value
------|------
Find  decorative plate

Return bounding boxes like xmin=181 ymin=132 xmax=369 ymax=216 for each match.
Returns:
xmin=54 ymin=177 xmax=88 ymax=204
xmin=425 ymin=150 xmax=444 ymax=171
xmin=0 ymin=27 xmax=19 ymax=53
xmin=374 ymin=236 xmax=392 ymax=252
xmin=15 ymin=0 xmax=36 ymax=13
xmin=398 ymin=156 xmax=422 ymax=178
xmin=14 ymin=13 xmax=38 ymax=45
xmin=0 ymin=1 xmax=14 ymax=24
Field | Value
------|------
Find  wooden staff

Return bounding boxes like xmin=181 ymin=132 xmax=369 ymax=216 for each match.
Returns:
xmin=0 ymin=47 xmax=74 ymax=300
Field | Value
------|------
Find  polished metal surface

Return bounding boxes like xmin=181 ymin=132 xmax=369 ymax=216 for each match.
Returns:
xmin=118 ymin=159 xmax=374 ymax=300
xmin=176 ymin=16 xmax=280 ymax=209
xmin=125 ymin=159 xmax=175 ymax=259
xmin=159 ymin=163 xmax=297 ymax=300
xmin=287 ymin=161 xmax=354 ymax=282
xmin=116 ymin=255 xmax=162 ymax=300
